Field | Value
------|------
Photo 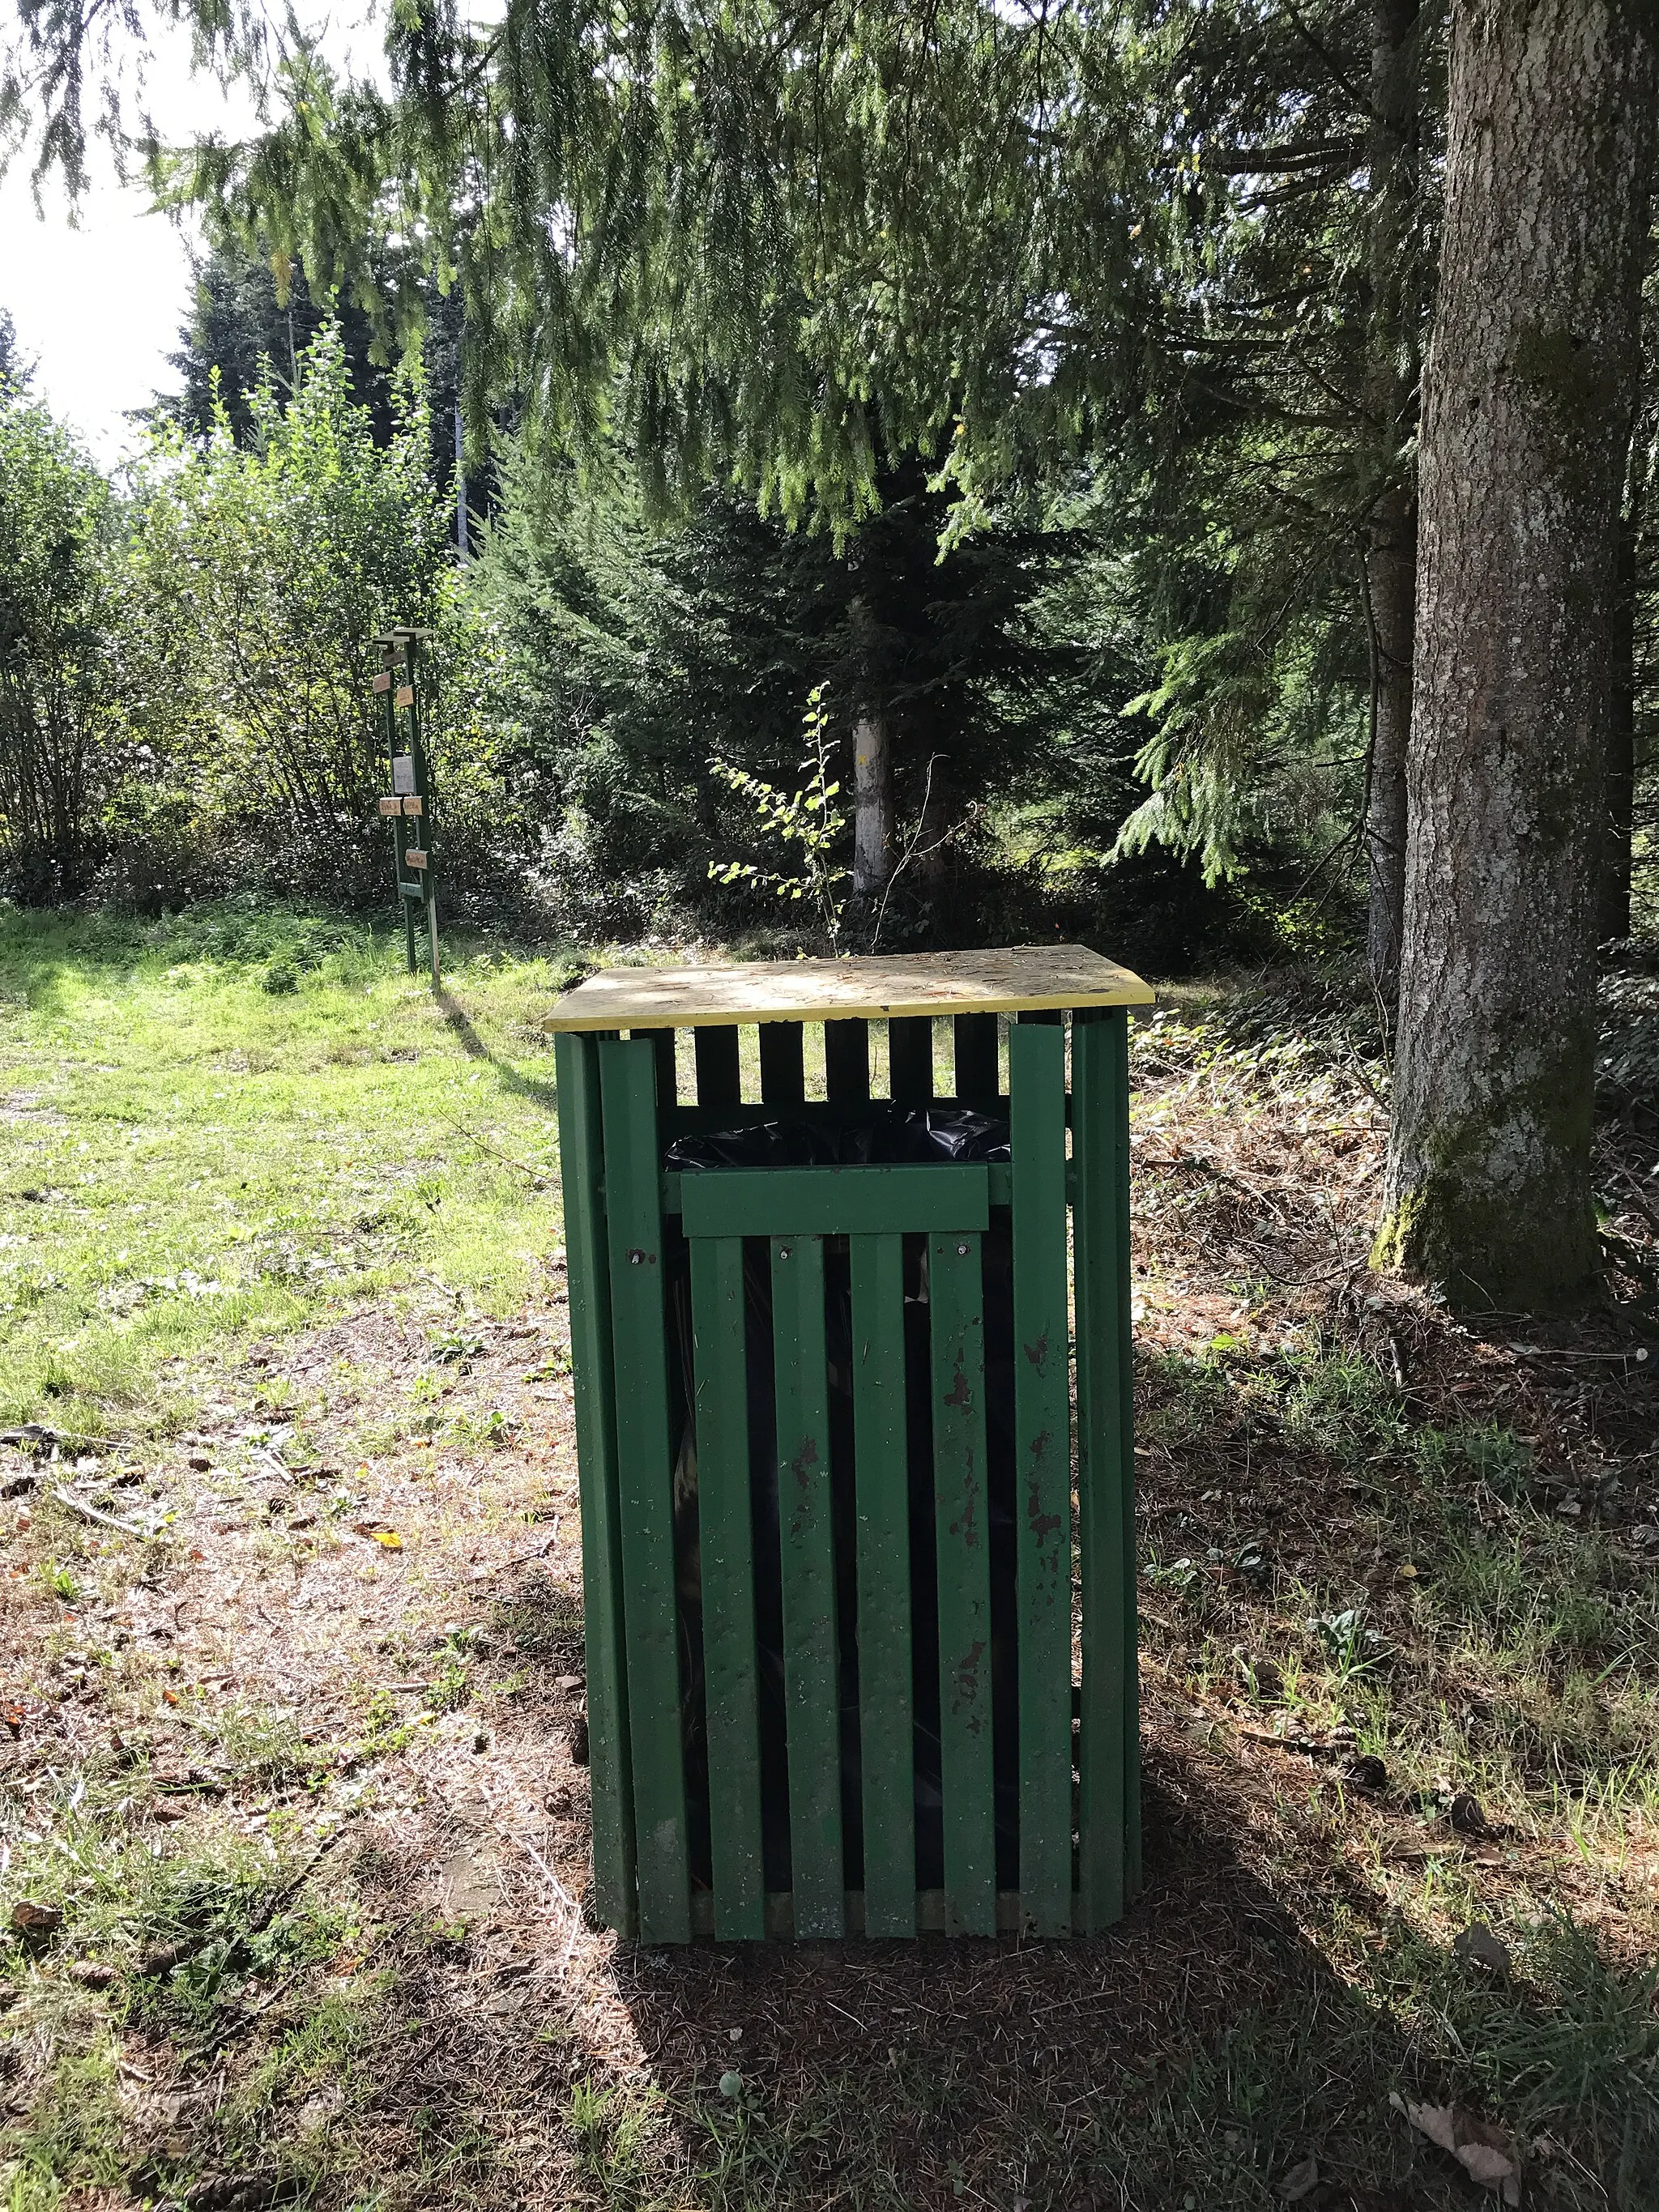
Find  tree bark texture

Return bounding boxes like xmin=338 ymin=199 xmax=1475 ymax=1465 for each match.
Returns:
xmin=1377 ymin=0 xmax=1657 ymax=1308
xmin=1364 ymin=488 xmax=1415 ymax=996
xmin=852 ymin=709 xmax=893 ymax=902
xmin=1362 ymin=0 xmax=1421 ymax=1002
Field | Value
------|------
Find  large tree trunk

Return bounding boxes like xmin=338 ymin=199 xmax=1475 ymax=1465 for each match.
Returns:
xmin=1361 ymin=0 xmax=1420 ymax=1004
xmin=1375 ymin=0 xmax=1657 ymax=1310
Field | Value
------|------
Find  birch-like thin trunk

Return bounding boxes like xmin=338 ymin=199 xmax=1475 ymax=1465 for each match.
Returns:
xmin=852 ymin=709 xmax=893 ymax=904
xmin=1377 ymin=0 xmax=1657 ymax=1308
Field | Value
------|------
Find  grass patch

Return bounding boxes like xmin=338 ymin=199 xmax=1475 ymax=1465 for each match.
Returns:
xmin=0 ymin=898 xmax=579 ymax=1436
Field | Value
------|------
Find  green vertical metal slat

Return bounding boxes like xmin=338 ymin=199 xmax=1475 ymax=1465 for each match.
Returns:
xmin=552 ymin=1031 xmax=637 ymax=1936
xmin=850 ymin=1232 xmax=915 ymax=1936
xmin=825 ymin=1018 xmax=870 ymax=1102
xmin=1073 ymin=1011 xmax=1131 ymax=1931
xmin=770 ymin=1238 xmax=845 ymax=1929
xmin=929 ymin=1231 xmax=996 ymax=1935
xmin=1009 ymin=1021 xmax=1073 ymax=1936
xmin=889 ymin=1016 xmax=933 ymax=1104
xmin=760 ymin=1021 xmax=806 ymax=1104
xmin=689 ymin=1234 xmax=766 ymax=1937
xmin=771 ymin=1233 xmax=844 ymax=1937
xmin=695 ymin=1025 xmax=742 ymax=1107
xmin=1106 ymin=1008 xmax=1142 ymax=1900
xmin=954 ymin=1012 xmax=1000 ymax=1103
xmin=599 ymin=1037 xmax=692 ymax=1943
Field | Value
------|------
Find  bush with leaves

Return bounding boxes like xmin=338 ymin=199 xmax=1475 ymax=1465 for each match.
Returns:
xmin=0 ymin=387 xmax=130 ymax=901
xmin=127 ymin=325 xmax=525 ymax=908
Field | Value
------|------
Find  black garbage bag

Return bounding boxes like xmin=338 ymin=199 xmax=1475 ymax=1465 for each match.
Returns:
xmin=664 ymin=1111 xmax=1020 ymax=1906
xmin=663 ymin=1106 xmax=1011 ymax=1173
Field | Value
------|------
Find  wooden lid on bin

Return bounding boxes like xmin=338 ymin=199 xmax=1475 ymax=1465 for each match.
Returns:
xmin=539 ymin=944 xmax=1154 ymax=1031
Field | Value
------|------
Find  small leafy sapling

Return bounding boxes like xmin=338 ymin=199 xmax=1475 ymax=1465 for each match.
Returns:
xmin=709 ymin=686 xmax=850 ymax=948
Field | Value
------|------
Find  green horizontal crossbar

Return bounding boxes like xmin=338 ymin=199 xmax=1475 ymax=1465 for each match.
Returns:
xmin=673 ymin=1163 xmax=990 ymax=1238
xmin=398 ymin=881 xmax=427 ymax=901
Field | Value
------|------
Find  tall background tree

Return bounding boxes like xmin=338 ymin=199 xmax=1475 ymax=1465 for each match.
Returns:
xmin=1375 ymin=0 xmax=1657 ymax=1307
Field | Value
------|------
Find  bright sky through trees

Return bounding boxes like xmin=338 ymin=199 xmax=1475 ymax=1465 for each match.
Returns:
xmin=0 ymin=8 xmax=381 ymax=461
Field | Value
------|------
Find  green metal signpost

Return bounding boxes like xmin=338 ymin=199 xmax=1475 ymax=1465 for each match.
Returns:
xmin=373 ymin=626 xmax=439 ymax=985
xmin=543 ymin=945 xmax=1153 ymax=1943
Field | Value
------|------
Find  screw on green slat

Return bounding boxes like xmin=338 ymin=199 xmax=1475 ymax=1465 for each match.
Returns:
xmin=1009 ymin=1021 xmax=1073 ymax=1937
xmin=953 ymin=1012 xmax=1000 ymax=1103
xmin=694 ymin=1025 xmax=742 ymax=1107
xmin=889 ymin=1016 xmax=933 ymax=1103
xmin=1072 ymin=1010 xmax=1130 ymax=1931
xmin=825 ymin=1018 xmax=870 ymax=1102
xmin=599 ymin=1037 xmax=692 ymax=1943
xmin=689 ymin=1234 xmax=766 ymax=1937
xmin=770 ymin=1233 xmax=844 ymax=1937
xmin=552 ymin=1032 xmax=638 ymax=1937
xmin=850 ymin=1232 xmax=915 ymax=1937
xmin=759 ymin=1021 xmax=806 ymax=1104
xmin=929 ymin=1231 xmax=996 ymax=1936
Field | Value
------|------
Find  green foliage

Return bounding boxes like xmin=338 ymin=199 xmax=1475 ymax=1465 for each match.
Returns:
xmin=0 ymin=388 xmax=129 ymax=900
xmin=116 ymin=0 xmax=1423 ymax=896
xmin=478 ymin=437 xmax=1149 ymax=944
xmin=126 ymin=323 xmax=527 ymax=909
xmin=709 ymin=688 xmax=851 ymax=948
xmin=160 ymin=231 xmax=464 ymax=484
xmin=6 ymin=1 xmax=1430 ymax=947
xmin=126 ymin=326 xmax=446 ymax=902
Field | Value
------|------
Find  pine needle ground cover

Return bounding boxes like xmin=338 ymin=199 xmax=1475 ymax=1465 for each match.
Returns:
xmin=2 ymin=910 xmax=1657 ymax=2212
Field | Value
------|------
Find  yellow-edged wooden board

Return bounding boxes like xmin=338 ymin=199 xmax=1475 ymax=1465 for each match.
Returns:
xmin=540 ymin=944 xmax=1154 ymax=1031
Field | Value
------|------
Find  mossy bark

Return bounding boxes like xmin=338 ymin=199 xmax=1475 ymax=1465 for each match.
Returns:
xmin=1380 ymin=0 xmax=1656 ymax=1310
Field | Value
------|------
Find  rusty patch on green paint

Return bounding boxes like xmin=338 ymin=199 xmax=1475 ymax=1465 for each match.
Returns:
xmin=1023 ymin=1330 xmax=1048 ymax=1370
xmin=949 ymin=1638 xmax=986 ymax=1716
xmin=949 ymin=1478 xmax=981 ymax=1548
xmin=1026 ymin=1466 xmax=1062 ymax=1545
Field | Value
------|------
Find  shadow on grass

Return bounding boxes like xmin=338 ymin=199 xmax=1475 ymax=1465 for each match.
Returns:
xmin=437 ymin=985 xmax=558 ymax=1106
xmin=9 ymin=1690 xmax=1655 ymax=2211
xmin=589 ymin=1754 xmax=1422 ymax=2211
xmin=328 ymin=1741 xmax=1657 ymax=2212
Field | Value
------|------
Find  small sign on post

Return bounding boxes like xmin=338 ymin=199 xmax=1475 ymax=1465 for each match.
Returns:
xmin=371 ymin=627 xmax=440 ymax=985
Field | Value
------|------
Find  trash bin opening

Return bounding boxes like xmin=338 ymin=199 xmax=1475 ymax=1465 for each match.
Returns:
xmin=663 ymin=1106 xmax=1011 ymax=1172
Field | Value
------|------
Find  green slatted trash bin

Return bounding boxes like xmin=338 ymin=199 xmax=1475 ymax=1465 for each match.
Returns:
xmin=544 ymin=945 xmax=1152 ymax=1941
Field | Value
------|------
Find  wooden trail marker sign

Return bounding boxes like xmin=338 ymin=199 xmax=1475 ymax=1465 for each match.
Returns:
xmin=372 ymin=627 xmax=439 ymax=982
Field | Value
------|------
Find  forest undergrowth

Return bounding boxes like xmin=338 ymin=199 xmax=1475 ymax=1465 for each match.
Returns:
xmin=2 ymin=907 xmax=1658 ymax=2212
